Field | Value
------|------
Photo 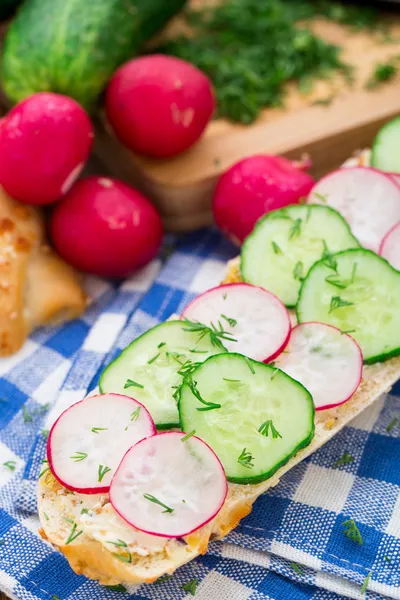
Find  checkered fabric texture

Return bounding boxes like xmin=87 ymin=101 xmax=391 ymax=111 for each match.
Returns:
xmin=0 ymin=228 xmax=399 ymax=600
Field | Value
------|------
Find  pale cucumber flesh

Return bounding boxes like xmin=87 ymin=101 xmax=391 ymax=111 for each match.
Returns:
xmin=99 ymin=321 xmax=226 ymax=428
xmin=297 ymin=249 xmax=400 ymax=364
xmin=371 ymin=117 xmax=400 ymax=173
xmin=178 ymin=353 xmax=314 ymax=484
xmin=241 ymin=204 xmax=359 ymax=307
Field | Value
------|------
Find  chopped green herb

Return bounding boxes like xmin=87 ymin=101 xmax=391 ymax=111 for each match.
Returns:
xmin=272 ymin=241 xmax=283 ymax=255
xmin=81 ymin=508 xmax=89 ymax=515
xmin=63 ymin=517 xmax=75 ymax=524
xmin=366 ymin=60 xmax=398 ymax=90
xmin=333 ymin=451 xmax=354 ymax=468
xmin=223 ymin=378 xmax=240 ymax=383
xmin=143 ymin=493 xmax=174 ymax=514
xmin=214 ymin=158 xmax=221 ymax=168
xmin=325 ymin=263 xmax=357 ymax=289
xmin=41 ymin=429 xmax=50 ymax=439
xmin=238 ymin=447 xmax=254 ymax=469
xmin=244 ymin=356 xmax=255 ymax=375
xmin=342 ymin=519 xmax=363 ymax=545
xmin=290 ymin=562 xmax=303 ymax=575
xmin=39 ymin=459 xmax=50 ymax=479
xmin=0 ymin=539 xmax=4 ymax=545
xmin=98 ymin=465 xmax=111 ymax=483
xmin=113 ymin=552 xmax=132 ymax=564
xmin=147 ymin=352 xmax=160 ymax=365
xmin=321 ymin=241 xmax=337 ymax=271
xmin=340 ymin=329 xmax=356 ymax=335
xmin=361 ymin=570 xmax=372 ymax=594
xmin=107 ymin=538 xmax=128 ymax=548
xmin=221 ymin=314 xmax=237 ymax=327
xmin=387 ymin=418 xmax=398 ymax=433
xmin=124 ymin=379 xmax=144 ymax=389
xmin=130 ymin=407 xmax=141 ymax=422
xmin=155 ymin=575 xmax=172 ymax=585
xmin=222 ymin=293 xmax=227 ymax=300
xmin=104 ymin=584 xmax=128 ymax=593
xmin=51 ymin=596 xmax=61 ymax=600
xmin=181 ymin=430 xmax=196 ymax=442
xmin=23 ymin=406 xmax=32 ymax=423
xmin=158 ymin=341 xmax=166 ymax=349
xmin=293 ymin=261 xmax=304 ymax=281
xmin=65 ymin=523 xmax=83 ymax=545
xmin=329 ymin=296 xmax=354 ymax=313
xmin=314 ymin=192 xmax=328 ymax=202
xmin=188 ymin=377 xmax=221 ymax=412
xmin=91 ymin=427 xmax=108 ymax=434
xmin=289 ymin=218 xmax=302 ymax=240
xmin=3 ymin=460 xmax=16 ymax=471
xmin=258 ymin=420 xmax=282 ymax=439
xmin=70 ymin=452 xmax=88 ymax=462
xmin=182 ymin=318 xmax=237 ymax=349
xmin=182 ymin=578 xmax=198 ymax=595
xmin=384 ymin=555 xmax=391 ymax=563
xmin=43 ymin=512 xmax=49 ymax=521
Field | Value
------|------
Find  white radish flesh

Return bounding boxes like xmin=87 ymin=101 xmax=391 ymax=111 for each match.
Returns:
xmin=308 ymin=167 xmax=400 ymax=252
xmin=275 ymin=322 xmax=362 ymax=411
xmin=380 ymin=222 xmax=400 ymax=271
xmin=110 ymin=432 xmax=227 ymax=538
xmin=181 ymin=283 xmax=291 ymax=362
xmin=48 ymin=394 xmax=156 ymax=493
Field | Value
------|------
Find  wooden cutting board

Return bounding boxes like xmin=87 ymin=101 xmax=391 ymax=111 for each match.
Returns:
xmin=93 ymin=10 xmax=400 ymax=231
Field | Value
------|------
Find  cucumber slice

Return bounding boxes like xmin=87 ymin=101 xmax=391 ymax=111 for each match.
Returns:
xmin=241 ymin=204 xmax=359 ymax=307
xmin=371 ymin=116 xmax=400 ymax=173
xmin=380 ymin=222 xmax=400 ymax=271
xmin=99 ymin=321 xmax=227 ymax=429
xmin=178 ymin=353 xmax=314 ymax=484
xmin=297 ymin=249 xmax=400 ymax=364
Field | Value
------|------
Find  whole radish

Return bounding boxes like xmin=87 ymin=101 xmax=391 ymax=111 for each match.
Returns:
xmin=50 ymin=177 xmax=163 ymax=278
xmin=0 ymin=93 xmax=93 ymax=205
xmin=212 ymin=154 xmax=315 ymax=244
xmin=105 ymin=54 xmax=215 ymax=158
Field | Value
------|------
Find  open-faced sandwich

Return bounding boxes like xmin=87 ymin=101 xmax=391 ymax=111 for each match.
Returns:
xmin=38 ymin=156 xmax=400 ymax=587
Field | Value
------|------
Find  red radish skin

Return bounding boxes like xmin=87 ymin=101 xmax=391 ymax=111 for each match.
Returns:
xmin=110 ymin=432 xmax=227 ymax=538
xmin=47 ymin=394 xmax=156 ymax=494
xmin=105 ymin=55 xmax=215 ymax=158
xmin=212 ymin=155 xmax=315 ymax=245
xmin=182 ymin=283 xmax=291 ymax=363
xmin=380 ymin=221 xmax=400 ymax=271
xmin=275 ymin=322 xmax=363 ymax=411
xmin=50 ymin=177 xmax=163 ymax=278
xmin=0 ymin=93 xmax=93 ymax=205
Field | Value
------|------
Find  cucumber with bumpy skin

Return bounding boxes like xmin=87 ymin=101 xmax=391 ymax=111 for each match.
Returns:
xmin=99 ymin=320 xmax=229 ymax=429
xmin=241 ymin=204 xmax=359 ymax=307
xmin=297 ymin=249 xmax=400 ymax=364
xmin=178 ymin=353 xmax=314 ymax=484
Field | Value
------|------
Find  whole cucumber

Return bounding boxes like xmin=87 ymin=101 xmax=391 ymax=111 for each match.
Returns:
xmin=2 ymin=0 xmax=186 ymax=108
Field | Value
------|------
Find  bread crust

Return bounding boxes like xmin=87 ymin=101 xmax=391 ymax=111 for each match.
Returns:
xmin=0 ymin=188 xmax=86 ymax=355
xmin=38 ymin=256 xmax=400 ymax=586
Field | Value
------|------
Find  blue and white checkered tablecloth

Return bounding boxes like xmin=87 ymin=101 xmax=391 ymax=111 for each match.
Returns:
xmin=0 ymin=228 xmax=399 ymax=600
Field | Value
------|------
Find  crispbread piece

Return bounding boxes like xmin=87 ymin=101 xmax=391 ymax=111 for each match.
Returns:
xmin=38 ymin=255 xmax=400 ymax=586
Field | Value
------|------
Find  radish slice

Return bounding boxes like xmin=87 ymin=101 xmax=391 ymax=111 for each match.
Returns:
xmin=389 ymin=173 xmax=400 ymax=187
xmin=181 ymin=283 xmax=291 ymax=362
xmin=380 ymin=221 xmax=400 ymax=271
xmin=308 ymin=167 xmax=400 ymax=252
xmin=110 ymin=432 xmax=227 ymax=538
xmin=48 ymin=394 xmax=156 ymax=494
xmin=275 ymin=322 xmax=362 ymax=411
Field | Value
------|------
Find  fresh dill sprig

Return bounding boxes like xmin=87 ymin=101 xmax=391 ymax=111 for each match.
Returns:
xmin=188 ymin=377 xmax=221 ymax=412
xmin=3 ymin=460 xmax=16 ymax=471
xmin=289 ymin=218 xmax=302 ymax=240
xmin=97 ymin=465 xmax=111 ymax=483
xmin=329 ymin=296 xmax=354 ymax=313
xmin=387 ymin=417 xmax=398 ymax=433
xmin=293 ymin=261 xmax=304 ymax=281
xmin=91 ymin=427 xmax=108 ymax=434
xmin=182 ymin=578 xmax=198 ymax=595
xmin=290 ymin=562 xmax=303 ymax=575
xmin=130 ymin=407 xmax=141 ymax=422
xmin=238 ymin=447 xmax=254 ymax=469
xmin=182 ymin=319 xmax=237 ymax=349
xmin=333 ymin=451 xmax=354 ymax=468
xmin=70 ymin=452 xmax=88 ymax=462
xmin=342 ymin=519 xmax=363 ymax=545
xmin=65 ymin=522 xmax=83 ymax=545
xmin=124 ymin=379 xmax=144 ymax=389
xmin=321 ymin=240 xmax=337 ymax=271
xmin=221 ymin=314 xmax=237 ymax=327
xmin=143 ymin=493 xmax=174 ymax=514
xmin=181 ymin=430 xmax=196 ymax=442
xmin=272 ymin=241 xmax=283 ymax=255
xmin=361 ymin=570 xmax=372 ymax=594
xmin=147 ymin=352 xmax=160 ymax=365
xmin=258 ymin=420 xmax=282 ymax=439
